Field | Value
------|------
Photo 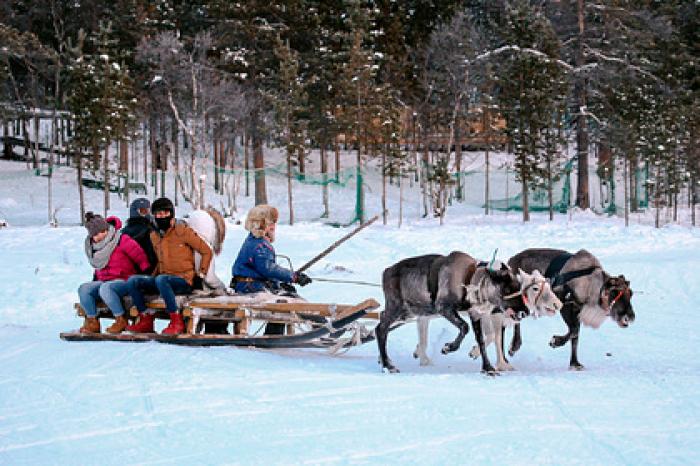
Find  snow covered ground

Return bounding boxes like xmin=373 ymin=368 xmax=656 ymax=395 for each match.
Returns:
xmin=1 ymin=158 xmax=700 ymax=465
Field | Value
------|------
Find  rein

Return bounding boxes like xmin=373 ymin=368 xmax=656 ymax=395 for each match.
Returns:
xmin=503 ymin=278 xmax=546 ymax=307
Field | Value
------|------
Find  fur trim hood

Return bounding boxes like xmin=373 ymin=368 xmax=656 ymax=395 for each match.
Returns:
xmin=245 ymin=205 xmax=279 ymax=238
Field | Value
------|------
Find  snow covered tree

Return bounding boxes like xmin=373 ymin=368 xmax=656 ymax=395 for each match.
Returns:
xmin=272 ymin=35 xmax=308 ymax=225
xmin=66 ymin=20 xmax=137 ymax=218
xmin=492 ymin=1 xmax=566 ymax=221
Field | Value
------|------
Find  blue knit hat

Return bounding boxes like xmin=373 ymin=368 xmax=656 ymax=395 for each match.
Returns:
xmin=129 ymin=198 xmax=151 ymax=218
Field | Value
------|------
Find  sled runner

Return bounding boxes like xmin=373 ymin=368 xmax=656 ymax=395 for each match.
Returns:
xmin=60 ymin=295 xmax=380 ymax=350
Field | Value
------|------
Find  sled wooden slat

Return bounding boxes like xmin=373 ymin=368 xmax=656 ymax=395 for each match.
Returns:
xmin=73 ymin=299 xmax=380 ymax=320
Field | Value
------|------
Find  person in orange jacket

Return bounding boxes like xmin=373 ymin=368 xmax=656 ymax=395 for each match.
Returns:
xmin=126 ymin=197 xmax=213 ymax=335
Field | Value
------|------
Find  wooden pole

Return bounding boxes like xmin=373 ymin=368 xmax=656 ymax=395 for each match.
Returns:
xmin=296 ymin=215 xmax=379 ymax=273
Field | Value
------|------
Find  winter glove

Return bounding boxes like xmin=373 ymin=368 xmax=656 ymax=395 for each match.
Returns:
xmin=294 ymin=272 xmax=312 ymax=287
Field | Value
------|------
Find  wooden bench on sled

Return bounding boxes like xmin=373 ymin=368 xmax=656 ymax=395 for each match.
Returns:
xmin=73 ymin=294 xmax=381 ymax=337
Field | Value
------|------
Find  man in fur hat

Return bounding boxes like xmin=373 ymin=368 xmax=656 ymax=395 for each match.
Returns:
xmin=231 ymin=204 xmax=311 ymax=334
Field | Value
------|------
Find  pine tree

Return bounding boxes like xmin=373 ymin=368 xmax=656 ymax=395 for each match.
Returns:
xmin=492 ymin=1 xmax=566 ymax=221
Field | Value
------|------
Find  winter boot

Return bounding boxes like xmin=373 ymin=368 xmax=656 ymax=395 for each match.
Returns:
xmin=126 ymin=313 xmax=155 ymax=333
xmin=106 ymin=316 xmax=128 ymax=334
xmin=162 ymin=313 xmax=185 ymax=336
xmin=80 ymin=317 xmax=100 ymax=334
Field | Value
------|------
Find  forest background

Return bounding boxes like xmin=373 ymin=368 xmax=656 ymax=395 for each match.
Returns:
xmin=1 ymin=0 xmax=698 ymax=228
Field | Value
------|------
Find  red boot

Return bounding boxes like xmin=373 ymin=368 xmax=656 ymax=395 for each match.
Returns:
xmin=126 ymin=313 xmax=155 ymax=333
xmin=162 ymin=313 xmax=185 ymax=336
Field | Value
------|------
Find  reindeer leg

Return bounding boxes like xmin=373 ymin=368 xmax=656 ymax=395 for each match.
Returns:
xmin=439 ymin=308 xmax=470 ymax=355
xmin=470 ymin=316 xmax=496 ymax=375
xmin=413 ymin=317 xmax=432 ymax=366
xmin=376 ymin=304 xmax=400 ymax=373
xmin=509 ymin=323 xmax=522 ymax=357
xmin=494 ymin=315 xmax=513 ymax=371
xmin=550 ymin=302 xmax=576 ymax=349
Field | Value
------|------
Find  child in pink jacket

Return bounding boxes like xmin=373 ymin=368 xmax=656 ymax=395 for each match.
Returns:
xmin=78 ymin=212 xmax=150 ymax=334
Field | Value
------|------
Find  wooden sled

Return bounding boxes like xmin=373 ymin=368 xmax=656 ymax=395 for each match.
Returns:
xmin=60 ymin=294 xmax=380 ymax=350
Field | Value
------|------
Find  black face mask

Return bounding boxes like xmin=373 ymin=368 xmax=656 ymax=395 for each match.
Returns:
xmin=155 ymin=215 xmax=173 ymax=232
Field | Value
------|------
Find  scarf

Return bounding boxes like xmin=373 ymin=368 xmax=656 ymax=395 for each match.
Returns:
xmin=85 ymin=226 xmax=121 ymax=270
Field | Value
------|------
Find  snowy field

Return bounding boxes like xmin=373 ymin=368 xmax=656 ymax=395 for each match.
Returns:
xmin=1 ymin=159 xmax=700 ymax=465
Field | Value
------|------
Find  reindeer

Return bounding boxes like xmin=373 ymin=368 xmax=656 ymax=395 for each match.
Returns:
xmin=376 ymin=251 xmax=531 ymax=374
xmin=465 ymin=269 xmax=562 ymax=371
xmin=507 ymin=248 xmax=635 ymax=370
xmin=412 ymin=268 xmax=562 ymax=371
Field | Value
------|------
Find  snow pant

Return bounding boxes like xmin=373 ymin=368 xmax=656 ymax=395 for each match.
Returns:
xmin=78 ymin=280 xmax=130 ymax=317
xmin=127 ymin=274 xmax=192 ymax=314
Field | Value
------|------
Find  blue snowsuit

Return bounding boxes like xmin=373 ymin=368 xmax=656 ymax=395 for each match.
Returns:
xmin=231 ymin=233 xmax=294 ymax=293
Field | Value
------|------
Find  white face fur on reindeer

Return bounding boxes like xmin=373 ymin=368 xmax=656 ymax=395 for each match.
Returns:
xmin=516 ymin=269 xmax=562 ymax=318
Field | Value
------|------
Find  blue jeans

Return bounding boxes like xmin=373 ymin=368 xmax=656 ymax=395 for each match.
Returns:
xmin=127 ymin=275 xmax=192 ymax=314
xmin=78 ymin=280 xmax=130 ymax=317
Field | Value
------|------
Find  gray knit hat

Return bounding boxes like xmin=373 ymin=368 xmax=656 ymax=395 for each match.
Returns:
xmin=85 ymin=212 xmax=109 ymax=237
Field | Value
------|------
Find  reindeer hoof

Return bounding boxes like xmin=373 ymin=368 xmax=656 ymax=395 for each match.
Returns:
xmin=481 ymin=368 xmax=498 ymax=377
xmin=382 ymin=366 xmax=400 ymax=374
xmin=497 ymin=363 xmax=514 ymax=372
xmin=468 ymin=346 xmax=480 ymax=359
xmin=441 ymin=343 xmax=457 ymax=354
xmin=549 ymin=335 xmax=567 ymax=348
xmin=569 ymin=363 xmax=585 ymax=371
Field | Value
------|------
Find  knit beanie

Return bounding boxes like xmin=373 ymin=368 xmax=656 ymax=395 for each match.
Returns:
xmin=151 ymin=197 xmax=175 ymax=217
xmin=85 ymin=212 xmax=109 ymax=237
xmin=129 ymin=197 xmax=151 ymax=218
xmin=245 ymin=204 xmax=279 ymax=238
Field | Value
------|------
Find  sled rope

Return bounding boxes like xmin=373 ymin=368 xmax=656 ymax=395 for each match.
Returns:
xmin=309 ymin=277 xmax=381 ymax=287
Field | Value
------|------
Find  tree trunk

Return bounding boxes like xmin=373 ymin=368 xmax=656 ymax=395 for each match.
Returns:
xmin=355 ymin=142 xmax=364 ymax=224
xmin=142 ymin=121 xmax=148 ymax=187
xmin=172 ymin=123 xmax=179 ymax=206
xmin=253 ymin=133 xmax=267 ymax=205
xmin=522 ymin=172 xmax=530 ymax=222
xmin=77 ymin=156 xmax=85 ymax=224
xmin=398 ymin=159 xmax=403 ymax=228
xmin=454 ymin=118 xmax=462 ymax=201
xmin=624 ymin=155 xmax=629 ymax=227
xmin=575 ymin=0 xmax=590 ymax=209
xmin=214 ymin=137 xmax=220 ymax=194
xmin=244 ymin=132 xmax=250 ymax=197
xmin=287 ymin=147 xmax=294 ymax=225
xmin=334 ymin=136 xmax=341 ymax=182
xmin=382 ymin=144 xmax=387 ymax=225
xmin=33 ymin=115 xmax=39 ymax=170
xmin=150 ymin=115 xmax=157 ymax=191
xmin=321 ymin=143 xmax=329 ymax=218
xmin=120 ymin=139 xmax=129 ymax=206
xmin=485 ymin=148 xmax=490 ymax=215
xmin=103 ymin=145 xmax=110 ymax=217
xmin=298 ymin=144 xmax=305 ymax=176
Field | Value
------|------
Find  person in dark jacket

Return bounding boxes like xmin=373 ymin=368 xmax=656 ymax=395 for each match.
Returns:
xmin=231 ymin=204 xmax=311 ymax=334
xmin=120 ymin=198 xmax=157 ymax=275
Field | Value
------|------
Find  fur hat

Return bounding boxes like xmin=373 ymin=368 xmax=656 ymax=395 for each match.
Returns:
xmin=85 ymin=212 xmax=109 ymax=237
xmin=151 ymin=197 xmax=174 ymax=216
xmin=245 ymin=204 xmax=279 ymax=238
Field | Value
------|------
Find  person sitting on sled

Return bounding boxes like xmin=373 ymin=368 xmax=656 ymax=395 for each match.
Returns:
xmin=121 ymin=197 xmax=158 ymax=275
xmin=231 ymin=204 xmax=312 ymax=334
xmin=78 ymin=212 xmax=150 ymax=334
xmin=126 ymin=197 xmax=213 ymax=335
